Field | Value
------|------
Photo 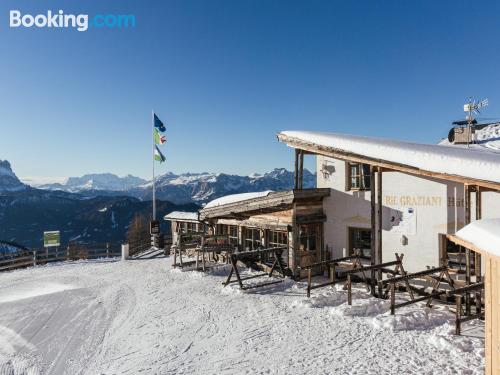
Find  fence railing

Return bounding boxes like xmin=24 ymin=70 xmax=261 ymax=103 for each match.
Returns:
xmin=0 ymin=244 xmax=122 ymax=272
xmin=0 ymin=233 xmax=174 ymax=272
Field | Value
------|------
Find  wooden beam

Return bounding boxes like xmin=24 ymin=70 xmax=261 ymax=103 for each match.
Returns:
xmin=370 ymin=165 xmax=376 ymax=296
xmin=299 ymin=150 xmax=304 ymax=190
xmin=445 ymin=233 xmax=500 ymax=259
xmin=377 ymin=167 xmax=383 ymax=284
xmin=294 ymin=148 xmax=299 ymax=189
xmin=475 ymin=186 xmax=482 ymax=285
xmin=199 ymin=189 xmax=330 ymax=220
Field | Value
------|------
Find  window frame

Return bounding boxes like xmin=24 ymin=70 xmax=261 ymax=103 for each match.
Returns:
xmin=267 ymin=230 xmax=288 ymax=248
xmin=244 ymin=227 xmax=262 ymax=250
xmin=347 ymin=162 xmax=371 ymax=191
xmin=348 ymin=227 xmax=372 ymax=257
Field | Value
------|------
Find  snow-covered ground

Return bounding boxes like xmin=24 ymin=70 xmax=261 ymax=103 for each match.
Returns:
xmin=0 ymin=257 xmax=484 ymax=374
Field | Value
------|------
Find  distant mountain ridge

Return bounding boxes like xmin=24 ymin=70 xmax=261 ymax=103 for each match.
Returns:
xmin=30 ymin=168 xmax=317 ymax=204
xmin=0 ymin=160 xmax=27 ymax=192
xmin=0 ymin=160 xmax=315 ymax=247
xmin=38 ymin=173 xmax=146 ymax=192
xmin=0 ymin=161 xmax=198 ymax=247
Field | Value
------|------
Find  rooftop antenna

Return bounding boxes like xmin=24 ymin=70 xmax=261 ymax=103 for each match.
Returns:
xmin=464 ymin=97 xmax=488 ymax=147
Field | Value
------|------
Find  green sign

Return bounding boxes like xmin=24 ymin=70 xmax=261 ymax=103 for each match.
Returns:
xmin=43 ymin=231 xmax=60 ymax=247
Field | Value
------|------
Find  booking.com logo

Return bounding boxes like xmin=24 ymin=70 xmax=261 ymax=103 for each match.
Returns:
xmin=9 ymin=10 xmax=136 ymax=31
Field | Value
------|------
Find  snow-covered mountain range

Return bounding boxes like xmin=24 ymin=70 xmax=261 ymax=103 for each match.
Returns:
xmin=36 ymin=173 xmax=147 ymax=192
xmin=25 ymin=168 xmax=317 ymax=204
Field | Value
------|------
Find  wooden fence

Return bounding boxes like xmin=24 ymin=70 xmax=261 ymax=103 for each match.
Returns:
xmin=0 ymin=243 xmax=122 ymax=272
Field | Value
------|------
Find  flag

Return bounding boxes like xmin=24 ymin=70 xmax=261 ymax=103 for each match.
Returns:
xmin=154 ymin=145 xmax=166 ymax=163
xmin=154 ymin=128 xmax=166 ymax=144
xmin=154 ymin=113 xmax=166 ymax=132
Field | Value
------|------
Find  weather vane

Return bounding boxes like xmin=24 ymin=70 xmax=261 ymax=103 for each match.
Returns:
xmin=464 ymin=97 xmax=488 ymax=147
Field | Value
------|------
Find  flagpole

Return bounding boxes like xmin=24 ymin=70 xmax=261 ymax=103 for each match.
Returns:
xmin=152 ymin=110 xmax=156 ymax=221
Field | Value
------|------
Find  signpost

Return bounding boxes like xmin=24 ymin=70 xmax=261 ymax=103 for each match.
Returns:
xmin=43 ymin=231 xmax=60 ymax=247
xmin=43 ymin=230 xmax=60 ymax=261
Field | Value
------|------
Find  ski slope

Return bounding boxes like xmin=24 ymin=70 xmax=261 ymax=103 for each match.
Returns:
xmin=0 ymin=257 xmax=484 ymax=374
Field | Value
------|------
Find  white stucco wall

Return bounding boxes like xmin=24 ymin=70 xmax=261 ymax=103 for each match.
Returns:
xmin=317 ymin=155 xmax=500 ymax=272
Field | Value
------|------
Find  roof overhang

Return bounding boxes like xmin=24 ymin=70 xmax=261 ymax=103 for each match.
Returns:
xmin=199 ymin=188 xmax=330 ymax=221
xmin=277 ymin=132 xmax=500 ymax=191
xmin=446 ymin=234 xmax=492 ymax=258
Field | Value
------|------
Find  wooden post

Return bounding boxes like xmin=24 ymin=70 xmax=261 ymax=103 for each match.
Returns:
xmin=390 ymin=282 xmax=395 ymax=315
xmin=294 ymin=149 xmax=300 ymax=189
xmin=330 ymin=264 xmax=335 ymax=284
xmin=202 ymin=249 xmax=206 ymax=271
xmin=347 ymin=273 xmax=352 ymax=305
xmin=439 ymin=233 xmax=447 ymax=267
xmin=475 ymin=186 xmax=482 ymax=313
xmin=106 ymin=243 xmax=110 ymax=258
xmin=307 ymin=268 xmax=312 ymax=298
xmin=370 ymin=165 xmax=376 ymax=296
xmin=298 ymin=150 xmax=304 ymax=189
xmin=455 ymin=295 xmax=462 ymax=335
xmin=33 ymin=250 xmax=36 ymax=266
xmin=376 ymin=167 xmax=383 ymax=283
xmin=465 ymin=248 xmax=471 ymax=315
xmin=465 ymin=184 xmax=471 ymax=225
xmin=464 ymin=184 xmax=471 ymax=315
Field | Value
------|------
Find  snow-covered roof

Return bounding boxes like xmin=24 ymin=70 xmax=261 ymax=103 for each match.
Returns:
xmin=163 ymin=211 xmax=199 ymax=222
xmin=278 ymin=131 xmax=500 ymax=186
xmin=204 ymin=191 xmax=273 ymax=209
xmin=455 ymin=219 xmax=500 ymax=258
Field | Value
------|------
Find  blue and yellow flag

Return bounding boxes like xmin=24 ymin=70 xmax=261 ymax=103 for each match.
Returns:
xmin=154 ymin=114 xmax=166 ymax=132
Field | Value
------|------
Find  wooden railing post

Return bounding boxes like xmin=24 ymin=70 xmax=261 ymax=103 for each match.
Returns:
xmin=347 ymin=273 xmax=352 ymax=305
xmin=33 ymin=250 xmax=36 ymax=266
xmin=307 ymin=268 xmax=312 ymax=298
xmin=390 ymin=282 xmax=395 ymax=315
xmin=455 ymin=295 xmax=462 ymax=335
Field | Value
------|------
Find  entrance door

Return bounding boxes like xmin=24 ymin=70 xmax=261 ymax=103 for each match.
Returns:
xmin=348 ymin=227 xmax=372 ymax=258
xmin=298 ymin=223 xmax=322 ymax=268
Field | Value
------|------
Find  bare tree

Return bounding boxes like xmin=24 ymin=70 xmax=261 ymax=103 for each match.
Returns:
xmin=127 ymin=214 xmax=150 ymax=255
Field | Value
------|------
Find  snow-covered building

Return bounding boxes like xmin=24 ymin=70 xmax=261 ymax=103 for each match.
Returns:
xmin=199 ymin=189 xmax=330 ymax=272
xmin=164 ymin=124 xmax=500 ymax=281
xmin=277 ymin=126 xmax=500 ymax=278
xmin=164 ymin=211 xmax=203 ymax=246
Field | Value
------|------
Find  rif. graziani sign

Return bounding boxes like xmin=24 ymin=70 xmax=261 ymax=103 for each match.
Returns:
xmin=385 ymin=195 xmax=466 ymax=208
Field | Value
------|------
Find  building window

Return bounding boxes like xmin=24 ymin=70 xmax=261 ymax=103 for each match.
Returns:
xmin=299 ymin=224 xmax=319 ymax=252
xmin=215 ymin=225 xmax=238 ymax=245
xmin=268 ymin=230 xmax=288 ymax=248
xmin=177 ymin=221 xmax=198 ymax=234
xmin=349 ymin=227 xmax=372 ymax=257
xmin=220 ymin=225 xmax=238 ymax=245
xmin=244 ymin=228 xmax=262 ymax=250
xmin=348 ymin=163 xmax=371 ymax=190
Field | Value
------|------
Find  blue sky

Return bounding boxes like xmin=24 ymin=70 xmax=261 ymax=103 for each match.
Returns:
xmin=2 ymin=0 xmax=500 ymax=179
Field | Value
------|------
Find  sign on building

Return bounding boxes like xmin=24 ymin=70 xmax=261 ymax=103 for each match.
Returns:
xmin=388 ymin=207 xmax=417 ymax=235
xmin=43 ymin=231 xmax=60 ymax=247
